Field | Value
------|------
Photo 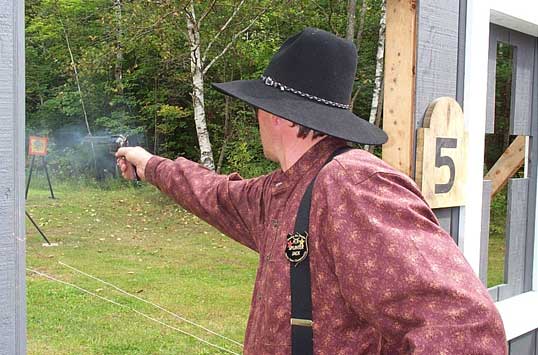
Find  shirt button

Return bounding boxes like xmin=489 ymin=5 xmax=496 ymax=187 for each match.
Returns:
xmin=271 ymin=219 xmax=279 ymax=228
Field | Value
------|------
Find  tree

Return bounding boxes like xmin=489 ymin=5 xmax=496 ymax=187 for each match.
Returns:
xmin=349 ymin=0 xmax=368 ymax=111
xmin=184 ymin=0 xmax=271 ymax=170
xmin=365 ymin=0 xmax=385 ymax=152
xmin=25 ymin=0 xmax=388 ymax=178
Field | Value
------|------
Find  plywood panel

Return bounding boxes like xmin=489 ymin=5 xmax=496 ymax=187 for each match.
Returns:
xmin=414 ymin=0 xmax=460 ymax=129
xmin=415 ymin=98 xmax=468 ymax=209
xmin=382 ymin=0 xmax=417 ymax=176
xmin=510 ymin=31 xmax=535 ymax=136
xmin=509 ymin=330 xmax=536 ymax=355
xmin=480 ymin=180 xmax=493 ymax=286
xmin=413 ymin=0 xmax=462 ymax=243
xmin=486 ymin=24 xmax=510 ymax=135
xmin=488 ymin=285 xmax=499 ymax=302
xmin=433 ymin=208 xmax=451 ymax=235
xmin=525 ymin=37 xmax=538 ymax=293
xmin=499 ymin=178 xmax=529 ymax=300
xmin=487 ymin=26 xmax=535 ymax=137
xmin=455 ymin=0 xmax=467 ymax=105
xmin=534 ymin=330 xmax=538 ymax=355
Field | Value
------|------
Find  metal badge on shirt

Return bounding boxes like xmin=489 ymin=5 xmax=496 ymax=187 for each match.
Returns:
xmin=285 ymin=232 xmax=309 ymax=264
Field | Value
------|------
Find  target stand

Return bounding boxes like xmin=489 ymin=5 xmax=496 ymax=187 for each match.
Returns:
xmin=25 ymin=136 xmax=55 ymax=200
xmin=25 ymin=136 xmax=55 ymax=245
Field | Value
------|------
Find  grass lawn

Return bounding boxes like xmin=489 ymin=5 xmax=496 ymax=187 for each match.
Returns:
xmin=487 ymin=187 xmax=508 ymax=288
xmin=26 ymin=179 xmax=257 ymax=355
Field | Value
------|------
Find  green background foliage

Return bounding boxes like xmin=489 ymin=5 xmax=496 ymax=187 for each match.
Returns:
xmin=26 ymin=0 xmax=383 ymax=178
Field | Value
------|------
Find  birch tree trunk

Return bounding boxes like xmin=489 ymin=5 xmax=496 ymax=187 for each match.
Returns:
xmin=365 ymin=0 xmax=386 ymax=151
xmin=186 ymin=1 xmax=215 ymax=170
xmin=368 ymin=80 xmax=384 ymax=153
xmin=114 ymin=0 xmax=124 ymax=96
xmin=184 ymin=0 xmax=269 ymax=169
xmin=346 ymin=0 xmax=357 ymax=42
xmin=349 ymin=0 xmax=368 ymax=111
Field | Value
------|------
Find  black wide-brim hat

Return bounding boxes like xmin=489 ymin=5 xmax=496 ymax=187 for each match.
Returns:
xmin=212 ymin=27 xmax=388 ymax=145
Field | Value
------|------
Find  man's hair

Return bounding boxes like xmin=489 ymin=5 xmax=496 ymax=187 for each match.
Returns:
xmin=291 ymin=123 xmax=326 ymax=139
xmin=255 ymin=108 xmax=326 ymax=139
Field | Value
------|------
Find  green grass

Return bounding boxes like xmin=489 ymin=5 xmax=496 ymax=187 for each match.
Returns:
xmin=26 ymin=179 xmax=257 ymax=355
xmin=487 ymin=186 xmax=507 ymax=288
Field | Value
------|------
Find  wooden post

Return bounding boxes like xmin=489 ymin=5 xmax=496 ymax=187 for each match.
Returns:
xmin=382 ymin=0 xmax=417 ymax=176
xmin=0 ymin=0 xmax=26 ymax=354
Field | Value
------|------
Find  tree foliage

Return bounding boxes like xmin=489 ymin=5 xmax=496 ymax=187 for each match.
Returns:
xmin=26 ymin=0 xmax=384 ymax=179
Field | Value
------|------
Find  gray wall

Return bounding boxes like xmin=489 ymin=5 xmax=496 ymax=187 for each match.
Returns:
xmin=415 ymin=0 xmax=465 ymax=241
xmin=509 ymin=329 xmax=538 ymax=355
xmin=0 ymin=0 xmax=26 ymax=354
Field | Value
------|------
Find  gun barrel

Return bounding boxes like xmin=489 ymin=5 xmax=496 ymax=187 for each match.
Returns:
xmin=82 ymin=135 xmax=129 ymax=154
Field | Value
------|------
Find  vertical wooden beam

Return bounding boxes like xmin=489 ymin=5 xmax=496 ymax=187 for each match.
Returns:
xmin=480 ymin=180 xmax=493 ymax=287
xmin=499 ymin=178 xmax=529 ymax=300
xmin=382 ymin=0 xmax=417 ymax=176
xmin=0 ymin=0 xmax=26 ymax=354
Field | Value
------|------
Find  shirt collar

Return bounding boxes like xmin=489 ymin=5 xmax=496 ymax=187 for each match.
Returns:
xmin=271 ymin=136 xmax=347 ymax=193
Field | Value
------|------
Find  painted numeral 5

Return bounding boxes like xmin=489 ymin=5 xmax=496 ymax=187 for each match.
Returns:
xmin=435 ymin=137 xmax=458 ymax=194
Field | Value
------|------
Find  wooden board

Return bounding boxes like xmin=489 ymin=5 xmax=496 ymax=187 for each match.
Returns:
xmin=416 ymin=97 xmax=468 ymax=208
xmin=486 ymin=24 xmax=510 ymax=135
xmin=480 ymin=180 xmax=493 ymax=286
xmin=414 ymin=0 xmax=460 ymax=132
xmin=412 ymin=0 xmax=462 ymax=242
xmin=487 ymin=26 xmax=535 ymax=136
xmin=499 ymin=178 xmax=529 ymax=300
xmin=382 ymin=0 xmax=417 ymax=176
xmin=484 ymin=135 xmax=526 ymax=197
xmin=0 ymin=0 xmax=26 ymax=353
xmin=509 ymin=329 xmax=537 ymax=355
xmin=510 ymin=31 xmax=534 ymax=136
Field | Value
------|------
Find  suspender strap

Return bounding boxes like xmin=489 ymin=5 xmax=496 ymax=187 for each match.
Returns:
xmin=290 ymin=146 xmax=351 ymax=355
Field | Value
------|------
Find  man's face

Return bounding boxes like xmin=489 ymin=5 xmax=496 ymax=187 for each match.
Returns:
xmin=256 ymin=109 xmax=278 ymax=162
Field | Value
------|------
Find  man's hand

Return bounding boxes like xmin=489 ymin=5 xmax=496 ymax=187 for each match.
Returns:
xmin=115 ymin=146 xmax=154 ymax=181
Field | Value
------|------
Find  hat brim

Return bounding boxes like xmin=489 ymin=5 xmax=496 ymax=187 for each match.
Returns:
xmin=212 ymin=79 xmax=388 ymax=145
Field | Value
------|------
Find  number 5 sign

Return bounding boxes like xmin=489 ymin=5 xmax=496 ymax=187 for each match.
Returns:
xmin=415 ymin=97 xmax=468 ymax=209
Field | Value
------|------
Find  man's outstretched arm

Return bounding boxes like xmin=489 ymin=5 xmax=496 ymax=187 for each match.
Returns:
xmin=116 ymin=147 xmax=268 ymax=252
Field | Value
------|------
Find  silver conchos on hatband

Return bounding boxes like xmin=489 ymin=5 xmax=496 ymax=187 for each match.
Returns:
xmin=261 ymin=75 xmax=350 ymax=110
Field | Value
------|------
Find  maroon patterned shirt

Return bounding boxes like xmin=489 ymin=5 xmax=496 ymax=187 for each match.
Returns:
xmin=145 ymin=137 xmax=507 ymax=354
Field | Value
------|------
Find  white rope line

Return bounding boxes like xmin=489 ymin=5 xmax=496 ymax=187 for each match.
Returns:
xmin=58 ymin=261 xmax=243 ymax=347
xmin=27 ymin=268 xmax=240 ymax=355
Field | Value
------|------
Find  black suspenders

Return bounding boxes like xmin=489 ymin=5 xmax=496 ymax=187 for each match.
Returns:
xmin=287 ymin=146 xmax=351 ymax=355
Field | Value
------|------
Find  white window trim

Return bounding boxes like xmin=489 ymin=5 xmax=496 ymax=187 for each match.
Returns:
xmin=496 ymin=291 xmax=538 ymax=340
xmin=462 ymin=0 xmax=538 ymax=340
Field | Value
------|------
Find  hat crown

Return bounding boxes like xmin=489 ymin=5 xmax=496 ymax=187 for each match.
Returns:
xmin=263 ymin=28 xmax=357 ymax=107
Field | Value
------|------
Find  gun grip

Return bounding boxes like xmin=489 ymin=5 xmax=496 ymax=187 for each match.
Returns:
xmin=132 ymin=164 xmax=141 ymax=181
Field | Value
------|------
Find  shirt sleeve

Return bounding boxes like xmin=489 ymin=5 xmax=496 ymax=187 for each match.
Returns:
xmin=145 ymin=156 xmax=269 ymax=252
xmin=318 ymin=170 xmax=507 ymax=354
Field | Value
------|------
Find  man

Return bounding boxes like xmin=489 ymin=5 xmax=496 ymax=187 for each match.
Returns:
xmin=117 ymin=28 xmax=507 ymax=354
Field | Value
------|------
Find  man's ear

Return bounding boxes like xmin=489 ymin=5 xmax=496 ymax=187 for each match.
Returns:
xmin=270 ymin=113 xmax=282 ymax=127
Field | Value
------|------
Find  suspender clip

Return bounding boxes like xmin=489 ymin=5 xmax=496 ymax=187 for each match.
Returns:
xmin=290 ymin=318 xmax=313 ymax=327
